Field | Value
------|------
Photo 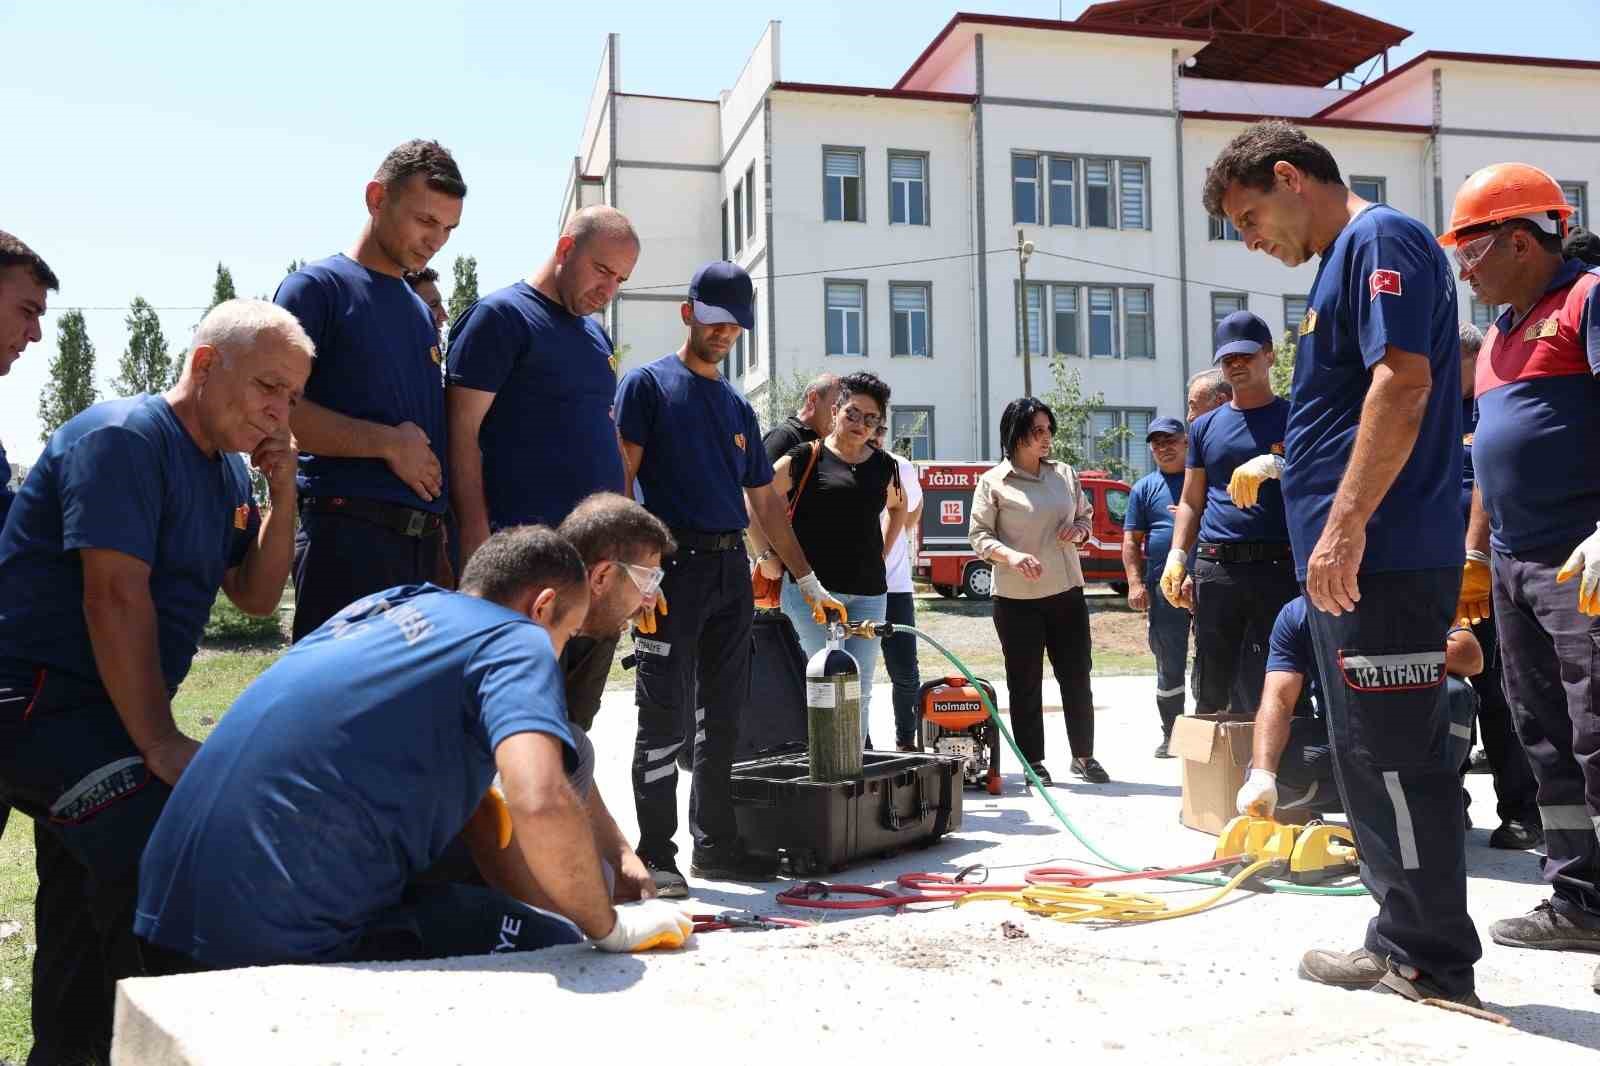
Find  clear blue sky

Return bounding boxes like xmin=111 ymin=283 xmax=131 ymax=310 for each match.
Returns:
xmin=4 ymin=0 xmax=1596 ymax=461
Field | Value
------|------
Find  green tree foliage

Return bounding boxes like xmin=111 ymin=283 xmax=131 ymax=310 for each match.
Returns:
xmin=285 ymin=258 xmax=306 ymax=276
xmin=208 ymin=263 xmax=237 ymax=310
xmin=112 ymin=297 xmax=174 ymax=396
xmin=1270 ymin=332 xmax=1297 ymax=398
xmin=758 ymin=366 xmax=826 ymax=435
xmin=39 ymin=311 xmax=99 ymax=440
xmin=447 ymin=255 xmax=479 ymax=332
xmin=1041 ymin=353 xmax=1131 ymax=479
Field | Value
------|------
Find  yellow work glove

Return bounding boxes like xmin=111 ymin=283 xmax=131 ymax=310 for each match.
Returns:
xmin=1556 ymin=521 xmax=1600 ymax=616
xmin=1159 ymin=549 xmax=1190 ymax=609
xmin=468 ymin=784 xmax=512 ymax=850
xmin=634 ymin=588 xmax=668 ymax=635
xmin=593 ymin=900 xmax=696 ymax=953
xmin=795 ymin=572 xmax=848 ymax=625
xmin=1457 ymin=554 xmax=1492 ymax=626
xmin=1227 ymin=454 xmax=1285 ymax=509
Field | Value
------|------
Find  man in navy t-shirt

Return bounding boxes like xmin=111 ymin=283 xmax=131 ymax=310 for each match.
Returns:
xmin=1161 ymin=311 xmax=1298 ymax=717
xmin=614 ymin=261 xmax=842 ymax=896
xmin=0 ymin=231 xmax=58 ymax=529
xmin=1120 ymin=416 xmax=1191 ymax=755
xmin=1205 ymin=121 xmax=1476 ymax=1005
xmin=0 ymin=300 xmax=309 ymax=1063
xmin=276 ymin=139 xmax=466 ymax=642
xmin=136 ymin=527 xmax=695 ymax=972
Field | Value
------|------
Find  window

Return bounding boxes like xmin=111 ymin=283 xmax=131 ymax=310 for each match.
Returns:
xmin=1122 ymin=287 xmax=1153 ymax=359
xmin=889 ymin=153 xmax=928 ymax=226
xmin=1047 ymin=156 xmax=1076 ymax=228
xmin=1020 ymin=283 xmax=1152 ymax=360
xmin=891 ymin=407 xmax=934 ymax=460
xmin=1052 ymin=286 xmax=1078 ymax=357
xmin=720 ymin=199 xmax=730 ymax=260
xmin=1084 ymin=408 xmax=1155 ymax=479
xmin=1012 ymin=154 xmax=1040 ymax=225
xmin=1209 ymin=215 xmax=1242 ymax=241
xmin=1470 ymin=299 xmax=1500 ymax=330
xmin=1283 ymin=295 xmax=1309 ymax=340
xmin=745 ymin=163 xmax=757 ymax=238
xmin=735 ymin=329 xmax=745 ymax=378
xmin=1211 ymin=292 xmax=1248 ymax=332
xmin=1104 ymin=488 xmax=1129 ymax=526
xmin=1350 ymin=176 xmax=1386 ymax=204
xmin=749 ymin=300 xmax=759 ymax=371
xmin=1119 ymin=160 xmax=1148 ymax=230
xmin=825 ymin=281 xmax=865 ymax=357
xmin=1085 ymin=159 xmax=1114 ymax=228
xmin=890 ymin=283 xmax=931 ymax=357
xmin=732 ymin=180 xmax=744 ymax=253
xmin=1561 ymin=181 xmax=1588 ymax=229
xmin=824 ymin=148 xmax=864 ymax=222
xmin=1021 ymin=283 xmax=1045 ymax=356
xmin=1088 ymin=287 xmax=1116 ymax=356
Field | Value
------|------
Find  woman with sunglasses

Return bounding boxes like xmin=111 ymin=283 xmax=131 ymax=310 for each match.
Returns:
xmin=969 ymin=397 xmax=1106 ymax=785
xmin=749 ymin=372 xmax=907 ymax=747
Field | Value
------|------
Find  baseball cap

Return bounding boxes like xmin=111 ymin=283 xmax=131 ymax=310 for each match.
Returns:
xmin=688 ymin=261 xmax=755 ymax=330
xmin=1565 ymin=224 xmax=1600 ymax=267
xmin=1145 ymin=416 xmax=1185 ymax=442
xmin=1213 ymin=310 xmax=1274 ymax=364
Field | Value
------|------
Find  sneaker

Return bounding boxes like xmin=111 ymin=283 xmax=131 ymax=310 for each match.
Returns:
xmin=1070 ymin=757 xmax=1110 ymax=784
xmin=896 ymin=741 xmax=919 ymax=753
xmin=1488 ymin=820 xmax=1543 ymax=851
xmin=1297 ymin=947 xmax=1385 ymax=990
xmin=1373 ymin=961 xmax=1482 ymax=1009
xmin=1489 ymin=900 xmax=1600 ymax=952
xmin=690 ymin=842 xmax=779 ymax=883
xmin=1154 ymin=737 xmax=1174 ymax=759
xmin=1029 ymin=763 xmax=1053 ymax=787
xmin=641 ymin=856 xmax=689 ymax=900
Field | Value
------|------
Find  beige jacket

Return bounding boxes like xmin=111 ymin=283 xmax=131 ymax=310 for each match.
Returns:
xmin=969 ymin=458 xmax=1093 ymax=600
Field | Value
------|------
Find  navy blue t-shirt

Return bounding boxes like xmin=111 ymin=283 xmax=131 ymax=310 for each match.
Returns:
xmin=615 ymin=354 xmax=774 ymax=532
xmin=1187 ymin=399 xmax=1291 ymax=544
xmin=275 ymin=254 xmax=447 ymax=513
xmin=135 ymin=585 xmax=576 ymax=967
xmin=1124 ymin=469 xmax=1184 ymax=585
xmin=1283 ymin=205 xmax=1464 ymax=580
xmin=1266 ymin=596 xmax=1317 ymax=696
xmin=446 ymin=282 xmax=625 ymax=528
xmin=0 ymin=396 xmax=257 ymax=692
xmin=0 ymin=437 xmax=14 ymax=529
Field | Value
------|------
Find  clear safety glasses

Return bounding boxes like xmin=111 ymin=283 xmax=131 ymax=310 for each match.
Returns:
xmin=612 ymin=560 xmax=665 ymax=598
xmin=1451 ymin=226 xmax=1505 ymax=277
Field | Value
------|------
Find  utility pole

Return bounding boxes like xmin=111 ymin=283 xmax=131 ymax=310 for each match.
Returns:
xmin=1017 ymin=227 xmax=1036 ymax=398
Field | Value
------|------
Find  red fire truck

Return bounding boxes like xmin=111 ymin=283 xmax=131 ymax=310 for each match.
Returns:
xmin=912 ymin=461 xmax=1131 ymax=599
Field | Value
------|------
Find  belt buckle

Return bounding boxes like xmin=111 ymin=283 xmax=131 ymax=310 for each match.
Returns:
xmin=404 ymin=511 xmax=427 ymax=537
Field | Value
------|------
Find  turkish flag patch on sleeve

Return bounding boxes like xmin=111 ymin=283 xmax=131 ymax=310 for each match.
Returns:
xmin=1368 ymin=269 xmax=1403 ymax=300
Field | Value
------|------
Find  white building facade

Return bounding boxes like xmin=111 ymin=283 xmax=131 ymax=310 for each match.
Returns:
xmin=563 ymin=11 xmax=1600 ymax=475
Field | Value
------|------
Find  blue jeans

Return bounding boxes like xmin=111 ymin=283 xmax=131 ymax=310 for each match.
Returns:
xmin=781 ymin=580 xmax=887 ymax=745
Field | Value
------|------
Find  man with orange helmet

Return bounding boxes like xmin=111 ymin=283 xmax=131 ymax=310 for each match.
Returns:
xmin=1444 ymin=163 xmax=1600 ymax=986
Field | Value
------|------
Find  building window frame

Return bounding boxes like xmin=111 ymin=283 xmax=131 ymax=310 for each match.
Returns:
xmin=1047 ymin=154 xmax=1076 ymax=228
xmin=732 ymin=179 xmax=745 ymax=253
xmin=888 ymin=150 xmax=930 ymax=227
xmin=1210 ymin=215 xmax=1242 ymax=241
xmin=1560 ymin=180 xmax=1588 ymax=229
xmin=823 ymin=146 xmax=866 ymax=223
xmin=889 ymin=281 xmax=932 ymax=358
xmin=1350 ymin=175 xmax=1387 ymax=204
xmin=1017 ymin=151 xmax=1150 ymax=230
xmin=720 ymin=198 xmax=730 ymax=260
xmin=745 ymin=163 xmax=757 ymax=239
xmin=1018 ymin=282 xmax=1154 ymax=361
xmin=1211 ymin=291 xmax=1249 ymax=333
xmin=891 ymin=406 xmax=935 ymax=460
xmin=1085 ymin=407 xmax=1157 ymax=479
xmin=824 ymin=278 xmax=867 ymax=358
xmin=1283 ymin=295 xmax=1309 ymax=342
xmin=1011 ymin=152 xmax=1041 ymax=226
xmin=748 ymin=298 xmax=759 ymax=372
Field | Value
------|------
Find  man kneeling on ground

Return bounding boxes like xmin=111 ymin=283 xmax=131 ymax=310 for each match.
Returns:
xmin=135 ymin=526 xmax=692 ymax=973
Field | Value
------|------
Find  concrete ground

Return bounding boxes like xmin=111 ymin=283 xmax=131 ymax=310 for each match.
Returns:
xmin=114 ymin=675 xmax=1600 ymax=1065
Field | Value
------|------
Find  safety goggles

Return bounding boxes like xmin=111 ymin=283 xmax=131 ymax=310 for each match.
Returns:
xmin=838 ymin=406 xmax=883 ymax=430
xmin=611 ymin=560 xmax=665 ymax=598
xmin=1450 ymin=226 xmax=1505 ymax=276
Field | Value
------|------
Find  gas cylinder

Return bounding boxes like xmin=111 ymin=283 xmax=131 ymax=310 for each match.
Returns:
xmin=806 ymin=625 xmax=862 ymax=782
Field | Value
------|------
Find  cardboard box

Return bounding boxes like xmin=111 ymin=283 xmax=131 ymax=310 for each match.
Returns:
xmin=1170 ymin=713 xmax=1255 ymax=835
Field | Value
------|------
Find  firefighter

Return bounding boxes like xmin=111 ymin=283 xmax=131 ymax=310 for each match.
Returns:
xmin=1444 ymin=163 xmax=1600 ymax=990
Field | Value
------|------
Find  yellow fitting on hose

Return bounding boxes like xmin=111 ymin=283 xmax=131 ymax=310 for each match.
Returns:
xmin=954 ymin=860 xmax=1281 ymax=925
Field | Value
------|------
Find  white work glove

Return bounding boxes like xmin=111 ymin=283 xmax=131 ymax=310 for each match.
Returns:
xmin=795 ymin=571 xmax=847 ymax=625
xmin=1557 ymin=521 xmax=1600 ymax=616
xmin=1236 ymin=768 xmax=1279 ymax=817
xmin=1159 ymin=549 xmax=1190 ymax=609
xmin=1227 ymin=454 xmax=1285 ymax=509
xmin=593 ymin=900 xmax=695 ymax=953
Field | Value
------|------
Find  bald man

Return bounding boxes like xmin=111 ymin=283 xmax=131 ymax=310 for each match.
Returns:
xmin=447 ymin=206 xmax=640 ymax=568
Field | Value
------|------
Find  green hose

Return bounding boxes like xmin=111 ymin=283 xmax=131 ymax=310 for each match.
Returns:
xmin=898 ymin=624 xmax=1369 ymax=897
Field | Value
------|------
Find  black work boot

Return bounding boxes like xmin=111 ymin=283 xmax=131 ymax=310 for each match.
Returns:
xmin=1297 ymin=947 xmax=1385 ymax=990
xmin=690 ymin=840 xmax=779 ymax=882
xmin=1373 ymin=960 xmax=1482 ymax=1009
xmin=1489 ymin=900 xmax=1600 ymax=952
xmin=1488 ymin=820 xmax=1543 ymax=850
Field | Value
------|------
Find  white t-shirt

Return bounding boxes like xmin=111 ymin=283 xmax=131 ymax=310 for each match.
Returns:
xmin=881 ymin=452 xmax=923 ymax=594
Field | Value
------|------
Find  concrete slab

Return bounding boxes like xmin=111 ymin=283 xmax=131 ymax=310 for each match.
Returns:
xmin=113 ymin=675 xmax=1600 ymax=1064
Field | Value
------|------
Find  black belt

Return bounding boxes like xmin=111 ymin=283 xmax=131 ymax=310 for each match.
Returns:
xmin=1196 ymin=541 xmax=1292 ymax=564
xmin=670 ymin=528 xmax=745 ymax=552
xmin=301 ymin=496 xmax=443 ymax=538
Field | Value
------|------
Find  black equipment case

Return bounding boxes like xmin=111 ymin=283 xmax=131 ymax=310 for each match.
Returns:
xmin=730 ymin=750 xmax=965 ymax=875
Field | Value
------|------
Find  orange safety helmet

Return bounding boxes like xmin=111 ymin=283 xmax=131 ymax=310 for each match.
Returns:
xmin=1440 ymin=163 xmax=1572 ymax=246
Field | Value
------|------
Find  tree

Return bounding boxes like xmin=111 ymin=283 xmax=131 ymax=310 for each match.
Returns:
xmin=1041 ymin=352 xmax=1131 ymax=479
xmin=39 ymin=311 xmax=99 ymax=440
xmin=447 ymin=255 xmax=479 ymax=332
xmin=285 ymin=258 xmax=306 ymax=276
xmin=757 ymin=366 xmax=826 ymax=435
xmin=208 ymin=262 xmax=237 ymax=310
xmin=1270 ymin=332 xmax=1296 ymax=398
xmin=112 ymin=297 xmax=175 ymax=396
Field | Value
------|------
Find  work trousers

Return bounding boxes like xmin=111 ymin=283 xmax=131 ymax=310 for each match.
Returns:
xmin=0 ymin=672 xmax=173 ymax=1066
xmin=880 ymin=592 xmax=923 ymax=746
xmin=1306 ymin=568 xmax=1480 ymax=997
xmin=991 ymin=588 xmax=1094 ymax=765
xmin=631 ymin=545 xmax=753 ymax=862
xmin=1466 ymin=617 xmax=1541 ymax=826
xmin=291 ymin=509 xmax=448 ymax=643
xmin=1145 ymin=579 xmax=1191 ymax=735
xmin=562 ymin=632 xmax=621 ymax=732
xmin=1191 ymin=556 xmax=1299 ymax=715
xmin=1492 ymin=541 xmax=1600 ymax=922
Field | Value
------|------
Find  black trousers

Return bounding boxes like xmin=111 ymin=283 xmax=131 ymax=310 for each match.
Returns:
xmin=1306 ymin=568 xmax=1480 ymax=997
xmin=1492 ymin=541 xmax=1600 ymax=922
xmin=0 ymin=672 xmax=173 ymax=1066
xmin=631 ymin=545 xmax=753 ymax=861
xmin=561 ymin=632 xmax=621 ymax=732
xmin=1191 ymin=555 xmax=1299 ymax=715
xmin=881 ymin=592 xmax=922 ymax=745
xmin=1466 ymin=617 xmax=1541 ymax=826
xmin=992 ymin=588 xmax=1094 ymax=764
xmin=291 ymin=508 xmax=447 ymax=642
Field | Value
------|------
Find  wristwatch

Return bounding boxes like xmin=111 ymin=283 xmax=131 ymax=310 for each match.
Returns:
xmin=754 ymin=549 xmax=776 ymax=565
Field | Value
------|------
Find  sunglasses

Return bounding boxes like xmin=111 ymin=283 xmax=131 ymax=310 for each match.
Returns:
xmin=1451 ymin=226 xmax=1506 ymax=276
xmin=838 ymin=406 xmax=883 ymax=430
xmin=1026 ymin=423 xmax=1054 ymax=440
xmin=610 ymin=560 xmax=664 ymax=598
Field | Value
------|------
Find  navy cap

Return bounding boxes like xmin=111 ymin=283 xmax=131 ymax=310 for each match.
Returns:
xmin=688 ymin=261 xmax=755 ymax=330
xmin=1213 ymin=310 xmax=1274 ymax=364
xmin=1145 ymin=416 xmax=1185 ymax=441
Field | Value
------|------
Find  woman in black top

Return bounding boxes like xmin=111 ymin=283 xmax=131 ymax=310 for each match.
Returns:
xmin=748 ymin=372 xmax=907 ymax=746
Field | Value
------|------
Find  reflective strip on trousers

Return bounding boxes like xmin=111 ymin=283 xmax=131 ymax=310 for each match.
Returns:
xmin=1156 ymin=685 xmax=1185 ymax=698
xmin=643 ymin=763 xmax=677 ymax=784
xmin=1448 ymin=723 xmax=1473 ymax=741
xmin=1539 ymin=805 xmax=1596 ymax=832
xmin=644 ymin=741 xmax=683 ymax=763
xmin=1383 ymin=771 xmax=1421 ymax=870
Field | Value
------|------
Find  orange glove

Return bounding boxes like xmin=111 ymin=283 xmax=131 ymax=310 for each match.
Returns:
xmin=634 ymin=588 xmax=668 ymax=635
xmin=1456 ymin=555 xmax=1491 ymax=626
xmin=469 ymin=785 xmax=512 ymax=850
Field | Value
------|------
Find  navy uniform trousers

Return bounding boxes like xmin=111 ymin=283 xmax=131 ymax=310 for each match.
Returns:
xmin=1191 ymin=554 xmax=1299 ymax=714
xmin=1145 ymin=576 xmax=1190 ymax=735
xmin=1492 ymin=541 xmax=1600 ymax=924
xmin=1306 ymin=568 xmax=1481 ymax=997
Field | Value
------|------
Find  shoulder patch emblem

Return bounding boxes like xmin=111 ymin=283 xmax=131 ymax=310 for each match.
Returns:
xmin=1368 ymin=269 xmax=1403 ymax=301
xmin=1524 ymin=316 xmax=1560 ymax=342
xmin=1298 ymin=309 xmax=1318 ymax=335
xmin=733 ymin=433 xmax=746 ymax=451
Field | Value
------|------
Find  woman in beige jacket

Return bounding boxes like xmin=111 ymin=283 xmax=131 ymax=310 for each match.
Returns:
xmin=969 ymin=397 xmax=1106 ymax=785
